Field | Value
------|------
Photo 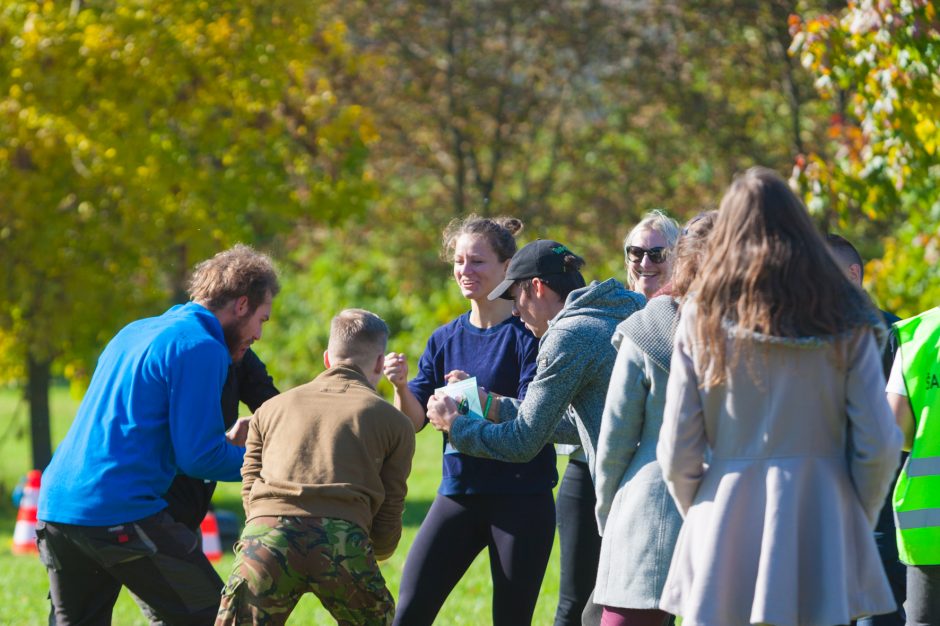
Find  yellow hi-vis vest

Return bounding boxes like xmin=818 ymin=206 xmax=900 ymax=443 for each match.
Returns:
xmin=893 ymin=306 xmax=940 ymax=565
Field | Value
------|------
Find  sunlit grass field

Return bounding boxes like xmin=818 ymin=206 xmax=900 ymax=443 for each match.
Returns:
xmin=0 ymin=385 xmax=567 ymax=625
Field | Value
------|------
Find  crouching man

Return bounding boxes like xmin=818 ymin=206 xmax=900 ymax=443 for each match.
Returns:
xmin=216 ymin=309 xmax=416 ymax=626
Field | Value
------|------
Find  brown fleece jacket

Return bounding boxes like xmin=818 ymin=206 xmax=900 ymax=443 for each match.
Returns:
xmin=241 ymin=364 xmax=415 ymax=560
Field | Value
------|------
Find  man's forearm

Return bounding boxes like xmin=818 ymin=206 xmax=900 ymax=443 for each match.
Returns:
xmin=449 ymin=400 xmax=556 ymax=462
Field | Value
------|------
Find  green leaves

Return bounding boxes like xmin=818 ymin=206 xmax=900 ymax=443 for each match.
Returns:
xmin=792 ymin=0 xmax=940 ymax=316
xmin=0 ymin=0 xmax=376 ymax=384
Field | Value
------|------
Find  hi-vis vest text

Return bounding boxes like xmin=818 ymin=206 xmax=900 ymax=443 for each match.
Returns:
xmin=893 ymin=306 xmax=940 ymax=565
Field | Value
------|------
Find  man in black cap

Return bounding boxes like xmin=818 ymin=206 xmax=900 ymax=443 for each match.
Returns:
xmin=426 ymin=239 xmax=645 ymax=491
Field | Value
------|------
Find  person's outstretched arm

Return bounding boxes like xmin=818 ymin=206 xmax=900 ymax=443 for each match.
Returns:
xmin=384 ymin=352 xmax=427 ymax=432
xmin=439 ymin=329 xmax=586 ymax=463
xmin=595 ymin=339 xmax=648 ymax=534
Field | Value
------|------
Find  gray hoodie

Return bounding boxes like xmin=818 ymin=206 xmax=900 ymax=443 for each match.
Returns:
xmin=448 ymin=278 xmax=646 ymax=478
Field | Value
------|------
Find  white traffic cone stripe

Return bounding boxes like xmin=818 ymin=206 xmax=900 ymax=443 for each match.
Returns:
xmin=12 ymin=470 xmax=42 ymax=555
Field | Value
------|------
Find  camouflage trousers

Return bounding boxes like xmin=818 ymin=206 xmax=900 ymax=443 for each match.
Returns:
xmin=215 ymin=516 xmax=394 ymax=626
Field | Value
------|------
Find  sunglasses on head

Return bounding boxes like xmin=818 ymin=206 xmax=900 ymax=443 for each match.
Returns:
xmin=626 ymin=246 xmax=667 ymax=264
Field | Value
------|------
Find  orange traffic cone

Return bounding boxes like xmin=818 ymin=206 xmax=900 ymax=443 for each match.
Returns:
xmin=200 ymin=510 xmax=222 ymax=562
xmin=12 ymin=469 xmax=41 ymax=555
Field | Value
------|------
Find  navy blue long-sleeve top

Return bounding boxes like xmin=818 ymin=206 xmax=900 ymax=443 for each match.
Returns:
xmin=409 ymin=312 xmax=557 ymax=495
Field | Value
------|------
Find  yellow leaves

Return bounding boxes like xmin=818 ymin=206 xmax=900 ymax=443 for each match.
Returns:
xmin=81 ymin=23 xmax=116 ymax=55
xmin=340 ymin=105 xmax=379 ymax=145
xmin=207 ymin=16 xmax=233 ymax=47
xmin=237 ymin=17 xmax=253 ymax=34
xmin=315 ymin=77 xmax=336 ymax=103
xmin=358 ymin=118 xmax=380 ymax=145
xmin=914 ymin=116 xmax=937 ymax=154
xmin=321 ymin=18 xmax=349 ymax=53
xmin=177 ymin=21 xmax=205 ymax=52
xmin=19 ymin=13 xmax=42 ymax=52
xmin=287 ymin=59 xmax=306 ymax=83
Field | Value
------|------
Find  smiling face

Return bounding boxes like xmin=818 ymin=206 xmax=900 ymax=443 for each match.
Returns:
xmin=627 ymin=228 xmax=674 ymax=299
xmin=453 ymin=234 xmax=510 ymax=302
xmin=222 ymin=293 xmax=272 ymax=361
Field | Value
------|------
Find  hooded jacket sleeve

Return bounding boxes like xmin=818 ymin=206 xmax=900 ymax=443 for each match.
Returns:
xmin=448 ymin=328 xmax=586 ymax=462
xmin=595 ymin=338 xmax=649 ymax=534
xmin=371 ymin=414 xmax=416 ymax=560
xmin=168 ymin=341 xmax=245 ymax=482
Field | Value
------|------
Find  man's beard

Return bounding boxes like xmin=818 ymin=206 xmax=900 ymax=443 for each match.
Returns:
xmin=222 ymin=314 xmax=251 ymax=361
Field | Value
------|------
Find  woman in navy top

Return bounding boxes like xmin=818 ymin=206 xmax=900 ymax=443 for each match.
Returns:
xmin=386 ymin=215 xmax=557 ymax=626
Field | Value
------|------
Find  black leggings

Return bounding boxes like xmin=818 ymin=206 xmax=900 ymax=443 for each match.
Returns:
xmin=554 ymin=459 xmax=602 ymax=626
xmin=393 ymin=492 xmax=556 ymax=626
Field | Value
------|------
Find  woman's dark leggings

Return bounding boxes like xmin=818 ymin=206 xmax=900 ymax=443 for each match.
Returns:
xmin=393 ymin=491 xmax=556 ymax=626
xmin=554 ymin=459 xmax=602 ymax=626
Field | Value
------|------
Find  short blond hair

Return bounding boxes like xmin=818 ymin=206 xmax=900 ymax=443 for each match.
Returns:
xmin=623 ymin=210 xmax=680 ymax=260
xmin=188 ymin=244 xmax=280 ymax=312
xmin=328 ymin=309 xmax=389 ymax=365
xmin=623 ymin=209 xmax=681 ymax=290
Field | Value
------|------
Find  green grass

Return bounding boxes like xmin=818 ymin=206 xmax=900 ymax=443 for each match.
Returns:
xmin=0 ymin=385 xmax=567 ymax=625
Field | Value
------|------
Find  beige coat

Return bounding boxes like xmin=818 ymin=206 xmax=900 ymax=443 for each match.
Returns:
xmin=657 ymin=305 xmax=902 ymax=626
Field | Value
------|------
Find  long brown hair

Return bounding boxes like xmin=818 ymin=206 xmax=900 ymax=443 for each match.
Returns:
xmin=671 ymin=211 xmax=718 ymax=298
xmin=690 ymin=167 xmax=874 ymax=386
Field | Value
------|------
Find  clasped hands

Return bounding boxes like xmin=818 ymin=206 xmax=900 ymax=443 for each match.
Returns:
xmin=426 ymin=370 xmax=493 ymax=434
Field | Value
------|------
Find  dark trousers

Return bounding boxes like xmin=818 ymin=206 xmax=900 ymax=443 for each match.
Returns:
xmin=855 ymin=534 xmax=906 ymax=625
xmin=131 ymin=506 xmax=206 ymax=626
xmin=858 ymin=482 xmax=906 ymax=626
xmin=393 ymin=492 xmax=555 ymax=626
xmin=554 ymin=459 xmax=602 ymax=626
xmin=37 ymin=511 xmax=223 ymax=626
xmin=905 ymin=564 xmax=940 ymax=626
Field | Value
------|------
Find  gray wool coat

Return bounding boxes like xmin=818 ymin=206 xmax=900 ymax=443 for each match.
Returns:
xmin=593 ymin=296 xmax=683 ymax=610
xmin=657 ymin=302 xmax=903 ymax=626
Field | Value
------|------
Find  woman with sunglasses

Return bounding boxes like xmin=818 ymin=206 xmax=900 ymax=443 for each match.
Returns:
xmin=624 ymin=209 xmax=680 ymax=300
xmin=657 ymin=168 xmax=901 ymax=625
xmin=385 ymin=215 xmax=556 ymax=626
xmin=593 ymin=211 xmax=716 ymax=626
xmin=554 ymin=210 xmax=680 ymax=626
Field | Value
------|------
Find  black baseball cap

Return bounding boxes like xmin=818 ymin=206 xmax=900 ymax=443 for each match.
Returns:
xmin=488 ymin=240 xmax=577 ymax=301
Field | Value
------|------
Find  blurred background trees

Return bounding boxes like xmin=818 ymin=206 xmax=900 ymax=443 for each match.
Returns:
xmin=792 ymin=0 xmax=939 ymax=317
xmin=0 ymin=0 xmax=376 ymax=466
xmin=1 ymin=0 xmax=936 ymax=467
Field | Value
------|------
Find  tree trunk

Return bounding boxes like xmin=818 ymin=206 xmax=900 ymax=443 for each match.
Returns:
xmin=28 ymin=354 xmax=53 ymax=471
